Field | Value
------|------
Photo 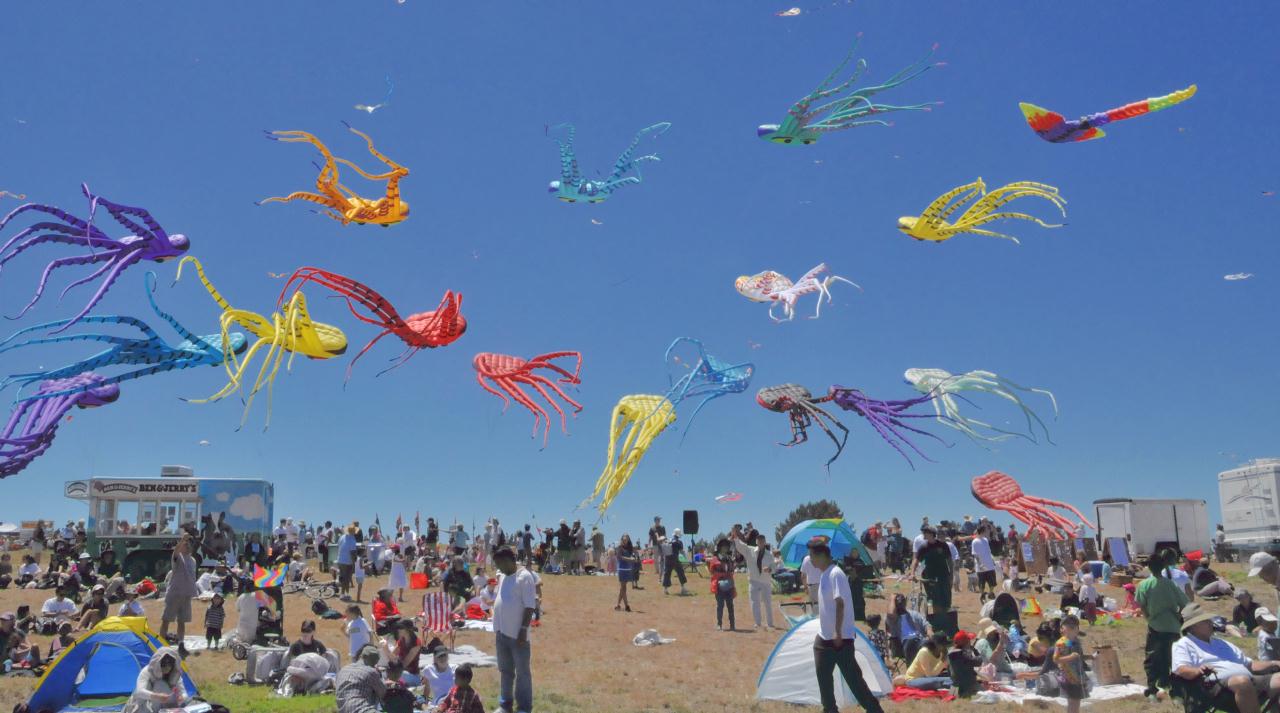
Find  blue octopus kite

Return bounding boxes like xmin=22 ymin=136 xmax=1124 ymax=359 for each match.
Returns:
xmin=0 ymin=272 xmax=247 ymax=401
xmin=662 ymin=337 xmax=754 ymax=441
xmin=757 ymin=35 xmax=942 ymax=144
xmin=547 ymin=122 xmax=671 ymax=203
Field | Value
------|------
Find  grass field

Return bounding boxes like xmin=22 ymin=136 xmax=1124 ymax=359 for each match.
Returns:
xmin=0 ymin=552 xmax=1258 ymax=712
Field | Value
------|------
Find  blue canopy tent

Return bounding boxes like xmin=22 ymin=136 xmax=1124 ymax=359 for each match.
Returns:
xmin=777 ymin=518 xmax=874 ymax=569
xmin=27 ymin=616 xmax=198 ymax=712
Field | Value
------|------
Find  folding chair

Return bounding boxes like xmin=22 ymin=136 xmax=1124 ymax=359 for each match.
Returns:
xmin=420 ymin=591 xmax=455 ymax=652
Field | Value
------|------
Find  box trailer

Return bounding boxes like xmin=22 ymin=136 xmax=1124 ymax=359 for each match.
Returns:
xmin=1093 ymin=498 xmax=1209 ymax=559
xmin=1219 ymin=459 xmax=1280 ymax=554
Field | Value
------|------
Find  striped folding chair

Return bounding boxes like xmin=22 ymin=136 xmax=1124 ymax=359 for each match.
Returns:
xmin=420 ymin=591 xmax=454 ymax=651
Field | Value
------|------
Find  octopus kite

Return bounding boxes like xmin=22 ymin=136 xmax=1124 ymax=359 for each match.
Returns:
xmin=0 ymin=184 xmax=189 ymax=331
xmin=757 ymin=35 xmax=941 ymax=144
xmin=828 ymin=385 xmax=948 ymax=469
xmin=735 ymin=263 xmax=860 ymax=322
xmin=662 ymin=337 xmax=754 ymax=440
xmin=277 ymin=267 xmax=465 ymax=380
xmin=1021 ymin=84 xmax=1196 ymax=143
xmin=473 ymin=352 xmax=583 ymax=446
xmin=259 ymin=123 xmax=409 ymax=226
xmin=971 ymin=471 xmax=1094 ymax=540
xmin=0 ymin=273 xmax=247 ymax=400
xmin=897 ymin=179 xmax=1066 ymax=244
xmin=586 ymin=394 xmax=676 ymax=512
xmin=904 ymin=368 xmax=1058 ymax=444
xmin=547 ymin=122 xmax=670 ymax=203
xmin=756 ymin=384 xmax=848 ymax=467
xmin=0 ymin=372 xmax=119 ymax=479
xmin=175 ymin=258 xmax=347 ymax=429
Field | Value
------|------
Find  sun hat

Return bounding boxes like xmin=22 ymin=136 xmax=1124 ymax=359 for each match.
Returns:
xmin=1180 ymin=603 xmax=1218 ymax=633
xmin=1250 ymin=552 xmax=1277 ymax=577
xmin=954 ymin=630 xmax=976 ymax=647
xmin=1258 ymin=607 xmax=1278 ymax=624
xmin=0 ymin=612 xmax=14 ymax=622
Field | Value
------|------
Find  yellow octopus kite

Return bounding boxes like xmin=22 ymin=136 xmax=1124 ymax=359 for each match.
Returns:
xmin=259 ymin=123 xmax=410 ymax=227
xmin=585 ymin=394 xmax=676 ymax=513
xmin=898 ymin=178 xmax=1066 ymax=245
xmin=175 ymin=257 xmax=347 ymax=429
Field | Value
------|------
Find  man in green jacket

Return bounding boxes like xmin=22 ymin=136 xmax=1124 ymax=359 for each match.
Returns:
xmin=1135 ymin=550 xmax=1188 ymax=701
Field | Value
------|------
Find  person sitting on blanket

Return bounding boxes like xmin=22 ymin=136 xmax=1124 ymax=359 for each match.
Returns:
xmin=948 ymin=630 xmax=983 ymax=698
xmin=893 ymin=632 xmax=952 ymax=691
xmin=1174 ymin=602 xmax=1280 ymax=713
xmin=424 ymin=645 xmax=455 ymax=706
xmin=122 ymin=646 xmax=189 ymax=713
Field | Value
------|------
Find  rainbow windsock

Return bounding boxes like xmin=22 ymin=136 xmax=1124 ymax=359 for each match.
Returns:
xmin=253 ymin=563 xmax=287 ymax=588
xmin=1020 ymin=84 xmax=1196 ymax=143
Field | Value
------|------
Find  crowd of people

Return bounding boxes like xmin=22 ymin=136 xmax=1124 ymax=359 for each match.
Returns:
xmin=5 ymin=509 xmax=1280 ymax=713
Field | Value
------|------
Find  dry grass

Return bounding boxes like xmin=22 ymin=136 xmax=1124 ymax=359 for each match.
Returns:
xmin=0 ymin=552 xmax=1255 ymax=712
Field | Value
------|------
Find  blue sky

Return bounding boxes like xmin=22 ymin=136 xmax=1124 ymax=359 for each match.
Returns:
xmin=0 ymin=2 xmax=1276 ymax=543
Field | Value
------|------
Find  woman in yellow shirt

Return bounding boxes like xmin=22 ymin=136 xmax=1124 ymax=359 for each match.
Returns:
xmin=893 ymin=632 xmax=952 ymax=690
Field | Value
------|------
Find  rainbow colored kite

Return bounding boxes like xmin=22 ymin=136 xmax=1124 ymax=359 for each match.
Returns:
xmin=253 ymin=563 xmax=288 ymax=588
xmin=1019 ymin=85 xmax=1196 ymax=143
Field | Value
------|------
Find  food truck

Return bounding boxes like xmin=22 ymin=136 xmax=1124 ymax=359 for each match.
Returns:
xmin=65 ymin=465 xmax=273 ymax=580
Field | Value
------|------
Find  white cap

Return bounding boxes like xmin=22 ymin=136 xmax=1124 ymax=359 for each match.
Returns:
xmin=1249 ymin=552 xmax=1277 ymax=577
xmin=1259 ymin=607 xmax=1279 ymax=623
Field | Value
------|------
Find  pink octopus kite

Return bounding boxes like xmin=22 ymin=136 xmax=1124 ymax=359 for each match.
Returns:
xmin=473 ymin=351 xmax=583 ymax=446
xmin=970 ymin=471 xmax=1094 ymax=540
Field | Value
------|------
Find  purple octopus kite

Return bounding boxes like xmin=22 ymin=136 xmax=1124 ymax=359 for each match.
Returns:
xmin=0 ymin=184 xmax=189 ymax=332
xmin=827 ymin=385 xmax=949 ymax=469
xmin=0 ymin=372 xmax=120 ymax=479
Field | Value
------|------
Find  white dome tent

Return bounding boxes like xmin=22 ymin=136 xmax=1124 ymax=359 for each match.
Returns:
xmin=756 ymin=617 xmax=892 ymax=706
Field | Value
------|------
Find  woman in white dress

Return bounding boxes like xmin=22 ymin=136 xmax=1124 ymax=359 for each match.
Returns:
xmin=387 ymin=544 xmax=409 ymax=602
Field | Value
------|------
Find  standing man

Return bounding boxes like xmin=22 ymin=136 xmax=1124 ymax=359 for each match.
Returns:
xmin=915 ymin=527 xmax=953 ymax=620
xmin=648 ymin=516 xmax=667 ymax=584
xmin=1136 ymin=550 xmax=1188 ymax=702
xmin=731 ymin=525 xmax=776 ymax=629
xmin=161 ymin=534 xmax=197 ymax=656
xmin=336 ymin=525 xmax=358 ymax=601
xmin=492 ymin=546 xmax=536 ymax=713
xmin=519 ymin=525 xmax=534 ymax=567
xmin=971 ymin=525 xmax=998 ymax=602
xmin=808 ymin=538 xmax=884 ymax=713
xmin=425 ymin=518 xmax=439 ymax=553
xmin=590 ymin=527 xmax=605 ymax=570
xmin=491 ymin=519 xmax=506 ymax=554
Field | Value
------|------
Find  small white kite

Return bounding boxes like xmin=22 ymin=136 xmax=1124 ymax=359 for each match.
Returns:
xmin=1224 ymin=273 xmax=1254 ymax=281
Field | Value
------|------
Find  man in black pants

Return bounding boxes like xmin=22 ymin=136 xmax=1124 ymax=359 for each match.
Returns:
xmin=809 ymin=539 xmax=883 ymax=713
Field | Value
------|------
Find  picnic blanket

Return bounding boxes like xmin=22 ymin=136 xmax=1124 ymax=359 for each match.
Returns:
xmin=890 ymin=686 xmax=955 ymax=702
xmin=417 ymin=644 xmax=496 ymax=669
xmin=972 ymin=682 xmax=1146 ymax=706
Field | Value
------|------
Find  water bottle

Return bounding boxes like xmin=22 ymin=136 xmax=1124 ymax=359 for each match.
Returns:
xmin=3 ymin=659 xmax=11 ymax=674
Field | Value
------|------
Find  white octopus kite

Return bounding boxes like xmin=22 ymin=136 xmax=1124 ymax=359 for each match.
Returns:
xmin=735 ymin=263 xmax=860 ymax=322
xmin=905 ymin=368 xmax=1058 ymax=444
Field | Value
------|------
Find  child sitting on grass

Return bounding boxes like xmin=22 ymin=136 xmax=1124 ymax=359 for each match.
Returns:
xmin=437 ymin=663 xmax=484 ymax=713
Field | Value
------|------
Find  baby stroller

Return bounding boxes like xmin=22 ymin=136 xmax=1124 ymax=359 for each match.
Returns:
xmin=230 ymin=587 xmax=289 ymax=660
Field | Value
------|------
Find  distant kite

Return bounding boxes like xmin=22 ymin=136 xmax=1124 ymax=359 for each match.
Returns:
xmin=715 ymin=492 xmax=743 ymax=503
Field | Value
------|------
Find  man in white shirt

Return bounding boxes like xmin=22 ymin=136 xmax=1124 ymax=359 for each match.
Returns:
xmin=492 ymin=546 xmax=536 ymax=713
xmin=910 ymin=526 xmax=928 ymax=574
xmin=284 ymin=518 xmax=300 ymax=552
xmin=1174 ymin=602 xmax=1280 ymax=713
xmin=971 ymin=526 xmax=998 ymax=601
xmin=808 ymin=539 xmax=884 ymax=713
xmin=41 ymin=589 xmax=77 ymax=623
xmin=731 ymin=525 xmax=777 ymax=629
xmin=801 ymin=553 xmax=825 ymax=615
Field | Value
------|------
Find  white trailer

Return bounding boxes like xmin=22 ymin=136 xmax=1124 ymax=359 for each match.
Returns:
xmin=1219 ymin=459 xmax=1280 ymax=550
xmin=1093 ymin=498 xmax=1209 ymax=559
